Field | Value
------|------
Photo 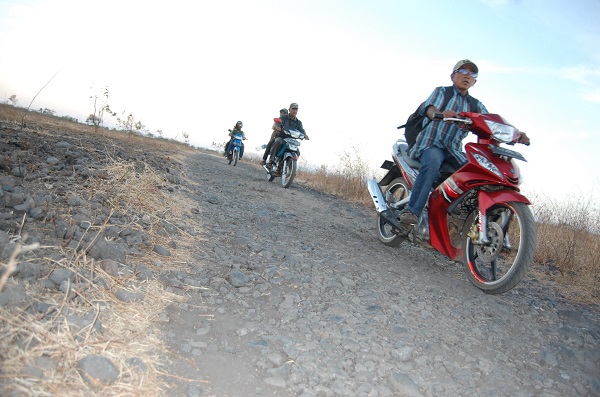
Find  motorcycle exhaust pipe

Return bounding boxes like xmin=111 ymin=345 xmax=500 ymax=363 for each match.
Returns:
xmin=368 ymin=179 xmax=404 ymax=232
xmin=367 ymin=179 xmax=389 ymax=213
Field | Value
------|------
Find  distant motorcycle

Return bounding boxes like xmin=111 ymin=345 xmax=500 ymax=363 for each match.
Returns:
xmin=367 ymin=112 xmax=536 ymax=294
xmin=227 ymin=133 xmax=245 ymax=166
xmin=263 ymin=129 xmax=305 ymax=188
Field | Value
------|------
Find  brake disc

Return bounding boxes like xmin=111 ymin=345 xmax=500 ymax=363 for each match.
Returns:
xmin=475 ymin=222 xmax=504 ymax=263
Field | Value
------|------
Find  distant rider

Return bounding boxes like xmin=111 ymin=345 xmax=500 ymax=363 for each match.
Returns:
xmin=224 ymin=121 xmax=246 ymax=158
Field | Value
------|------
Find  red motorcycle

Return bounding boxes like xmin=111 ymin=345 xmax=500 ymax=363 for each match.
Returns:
xmin=367 ymin=112 xmax=537 ymax=294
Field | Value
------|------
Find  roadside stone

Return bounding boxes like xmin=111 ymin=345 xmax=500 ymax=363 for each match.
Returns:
xmin=100 ymin=259 xmax=120 ymax=277
xmin=76 ymin=354 xmax=120 ymax=385
xmin=49 ymin=268 xmax=74 ymax=285
xmin=153 ymin=244 xmax=171 ymax=256
xmin=87 ymin=239 xmax=127 ymax=263
xmin=115 ymin=289 xmax=145 ymax=302
xmin=227 ymin=269 xmax=250 ymax=287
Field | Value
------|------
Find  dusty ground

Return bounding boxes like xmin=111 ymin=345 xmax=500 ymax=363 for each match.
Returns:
xmin=0 ymin=107 xmax=599 ymax=396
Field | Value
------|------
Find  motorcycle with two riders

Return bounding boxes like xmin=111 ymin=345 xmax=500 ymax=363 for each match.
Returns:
xmin=263 ymin=118 xmax=309 ymax=188
xmin=367 ymin=111 xmax=536 ymax=295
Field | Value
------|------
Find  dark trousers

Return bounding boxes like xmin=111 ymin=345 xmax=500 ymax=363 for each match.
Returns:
xmin=263 ymin=137 xmax=275 ymax=161
xmin=269 ymin=137 xmax=285 ymax=161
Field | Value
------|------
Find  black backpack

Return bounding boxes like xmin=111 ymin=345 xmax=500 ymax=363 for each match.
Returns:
xmin=398 ymin=86 xmax=479 ymax=150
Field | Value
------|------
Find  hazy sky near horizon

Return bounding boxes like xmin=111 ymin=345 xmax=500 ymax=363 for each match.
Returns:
xmin=1 ymin=0 xmax=599 ymax=203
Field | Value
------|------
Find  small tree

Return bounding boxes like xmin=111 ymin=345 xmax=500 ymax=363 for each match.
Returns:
xmin=8 ymin=95 xmax=17 ymax=106
xmin=38 ymin=108 xmax=56 ymax=116
xmin=86 ymin=114 xmax=99 ymax=125
xmin=182 ymin=131 xmax=189 ymax=144
xmin=116 ymin=112 xmax=136 ymax=134
xmin=89 ymin=86 xmax=114 ymax=131
xmin=134 ymin=120 xmax=145 ymax=134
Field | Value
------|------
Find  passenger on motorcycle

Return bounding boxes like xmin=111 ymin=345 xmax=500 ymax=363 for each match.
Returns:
xmin=260 ymin=108 xmax=288 ymax=165
xmin=224 ymin=121 xmax=246 ymax=158
xmin=397 ymin=59 xmax=530 ymax=233
xmin=267 ymin=103 xmax=309 ymax=168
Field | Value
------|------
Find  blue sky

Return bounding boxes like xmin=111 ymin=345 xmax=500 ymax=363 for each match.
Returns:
xmin=0 ymin=0 xmax=599 ymax=204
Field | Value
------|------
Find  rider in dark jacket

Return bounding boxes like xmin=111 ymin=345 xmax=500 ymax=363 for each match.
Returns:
xmin=267 ymin=103 xmax=309 ymax=166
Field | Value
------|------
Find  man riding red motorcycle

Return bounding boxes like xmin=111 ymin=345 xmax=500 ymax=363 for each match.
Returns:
xmin=397 ymin=59 xmax=529 ymax=234
xmin=367 ymin=59 xmax=535 ymax=294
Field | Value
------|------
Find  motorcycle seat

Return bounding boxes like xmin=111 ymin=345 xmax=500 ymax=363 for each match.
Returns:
xmin=398 ymin=143 xmax=422 ymax=169
xmin=398 ymin=143 xmax=457 ymax=174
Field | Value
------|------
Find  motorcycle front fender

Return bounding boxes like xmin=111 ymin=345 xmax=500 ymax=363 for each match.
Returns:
xmin=428 ymin=187 xmax=531 ymax=261
xmin=477 ymin=189 xmax=531 ymax=214
xmin=284 ymin=151 xmax=298 ymax=161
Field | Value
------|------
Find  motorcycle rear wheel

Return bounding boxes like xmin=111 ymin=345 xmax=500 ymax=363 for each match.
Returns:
xmin=463 ymin=201 xmax=536 ymax=294
xmin=377 ymin=177 xmax=410 ymax=247
xmin=281 ymin=157 xmax=297 ymax=188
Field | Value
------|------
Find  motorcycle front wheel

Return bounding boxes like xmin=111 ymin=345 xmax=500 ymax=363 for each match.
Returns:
xmin=377 ymin=177 xmax=410 ymax=247
xmin=281 ymin=157 xmax=297 ymax=188
xmin=463 ymin=201 xmax=537 ymax=295
xmin=232 ymin=150 xmax=239 ymax=166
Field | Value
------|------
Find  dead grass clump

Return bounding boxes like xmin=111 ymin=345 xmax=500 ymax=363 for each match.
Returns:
xmin=0 ymin=251 xmax=185 ymax=397
xmin=296 ymin=148 xmax=375 ymax=206
xmin=1 ymin=153 xmax=201 ymax=395
xmin=531 ymin=194 xmax=600 ymax=301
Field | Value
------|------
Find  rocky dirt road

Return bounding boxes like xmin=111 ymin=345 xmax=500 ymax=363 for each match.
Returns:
xmin=160 ymin=152 xmax=599 ymax=396
xmin=0 ymin=114 xmax=598 ymax=397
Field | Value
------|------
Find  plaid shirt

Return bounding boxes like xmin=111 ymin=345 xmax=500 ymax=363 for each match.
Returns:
xmin=409 ymin=85 xmax=488 ymax=165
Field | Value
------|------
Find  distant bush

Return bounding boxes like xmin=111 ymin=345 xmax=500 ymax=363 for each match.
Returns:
xmin=530 ymin=194 xmax=599 ymax=299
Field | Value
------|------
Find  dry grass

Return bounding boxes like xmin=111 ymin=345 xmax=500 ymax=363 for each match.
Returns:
xmin=0 ymin=103 xmax=193 ymax=155
xmin=0 ymin=110 xmax=205 ymax=395
xmin=530 ymin=193 xmax=600 ymax=301
xmin=296 ymin=148 xmax=376 ymax=206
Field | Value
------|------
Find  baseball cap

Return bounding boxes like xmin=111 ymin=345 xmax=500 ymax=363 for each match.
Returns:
xmin=280 ymin=108 xmax=288 ymax=115
xmin=452 ymin=59 xmax=478 ymax=74
xmin=289 ymin=103 xmax=298 ymax=109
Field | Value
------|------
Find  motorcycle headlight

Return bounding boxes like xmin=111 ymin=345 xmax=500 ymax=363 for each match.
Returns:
xmin=484 ymin=120 xmax=518 ymax=143
xmin=473 ymin=153 xmax=503 ymax=179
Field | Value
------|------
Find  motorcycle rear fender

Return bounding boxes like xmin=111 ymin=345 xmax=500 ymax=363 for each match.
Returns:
xmin=378 ymin=163 xmax=400 ymax=186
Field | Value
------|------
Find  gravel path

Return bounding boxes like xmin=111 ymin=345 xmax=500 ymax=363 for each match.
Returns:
xmin=160 ymin=152 xmax=600 ymax=397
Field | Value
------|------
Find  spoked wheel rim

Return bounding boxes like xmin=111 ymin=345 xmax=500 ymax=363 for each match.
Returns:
xmin=281 ymin=158 xmax=296 ymax=188
xmin=464 ymin=202 xmax=536 ymax=294
xmin=377 ymin=177 xmax=409 ymax=246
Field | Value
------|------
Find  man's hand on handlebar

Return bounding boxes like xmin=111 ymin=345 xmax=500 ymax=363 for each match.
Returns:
xmin=517 ymin=132 xmax=530 ymax=145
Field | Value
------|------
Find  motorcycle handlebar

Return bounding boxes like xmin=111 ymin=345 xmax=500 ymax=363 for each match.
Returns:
xmin=443 ymin=117 xmax=531 ymax=146
xmin=443 ymin=117 xmax=472 ymax=124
